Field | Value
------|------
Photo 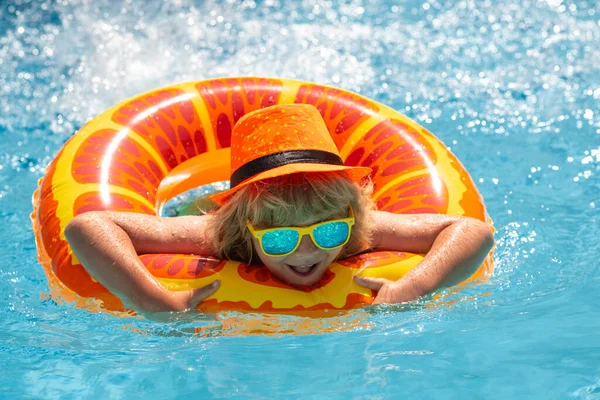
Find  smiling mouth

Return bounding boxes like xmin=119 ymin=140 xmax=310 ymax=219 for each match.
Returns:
xmin=287 ymin=263 xmax=319 ymax=277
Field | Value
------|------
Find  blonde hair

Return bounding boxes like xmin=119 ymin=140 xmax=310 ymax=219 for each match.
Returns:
xmin=208 ymin=171 xmax=375 ymax=263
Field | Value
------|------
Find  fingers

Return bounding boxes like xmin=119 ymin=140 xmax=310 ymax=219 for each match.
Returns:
xmin=188 ymin=280 xmax=220 ymax=309
xmin=353 ymin=275 xmax=389 ymax=291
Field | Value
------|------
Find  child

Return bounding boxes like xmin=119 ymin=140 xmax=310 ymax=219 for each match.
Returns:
xmin=65 ymin=104 xmax=494 ymax=316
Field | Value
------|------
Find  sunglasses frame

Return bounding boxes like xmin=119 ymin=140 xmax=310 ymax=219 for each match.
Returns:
xmin=246 ymin=208 xmax=355 ymax=257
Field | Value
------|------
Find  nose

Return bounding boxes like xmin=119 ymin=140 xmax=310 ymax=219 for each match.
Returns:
xmin=294 ymin=234 xmax=319 ymax=254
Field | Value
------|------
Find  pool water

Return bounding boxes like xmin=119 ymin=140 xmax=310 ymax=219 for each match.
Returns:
xmin=1 ymin=0 xmax=599 ymax=398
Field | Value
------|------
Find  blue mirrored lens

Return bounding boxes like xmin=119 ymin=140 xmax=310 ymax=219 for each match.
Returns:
xmin=313 ymin=222 xmax=350 ymax=248
xmin=262 ymin=229 xmax=299 ymax=255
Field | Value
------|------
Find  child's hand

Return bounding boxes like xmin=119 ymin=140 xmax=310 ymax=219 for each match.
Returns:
xmin=131 ymin=280 xmax=221 ymax=320
xmin=353 ymin=276 xmax=423 ymax=304
xmin=162 ymin=280 xmax=221 ymax=311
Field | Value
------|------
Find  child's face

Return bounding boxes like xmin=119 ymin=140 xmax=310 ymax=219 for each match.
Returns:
xmin=251 ymin=215 xmax=346 ymax=286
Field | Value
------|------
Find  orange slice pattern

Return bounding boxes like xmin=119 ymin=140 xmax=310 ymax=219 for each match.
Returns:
xmin=294 ymin=84 xmax=380 ymax=149
xmin=112 ymin=88 xmax=208 ymax=168
xmin=140 ymin=254 xmax=225 ymax=279
xmin=196 ymin=77 xmax=283 ymax=148
xmin=31 ymin=78 xmax=493 ymax=314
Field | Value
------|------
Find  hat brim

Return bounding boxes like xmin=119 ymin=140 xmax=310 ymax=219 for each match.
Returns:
xmin=209 ymin=163 xmax=372 ymax=205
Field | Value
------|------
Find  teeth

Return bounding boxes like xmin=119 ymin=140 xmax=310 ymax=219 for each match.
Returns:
xmin=289 ymin=263 xmax=316 ymax=274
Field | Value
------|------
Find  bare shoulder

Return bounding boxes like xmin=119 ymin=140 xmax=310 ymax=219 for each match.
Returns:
xmin=67 ymin=211 xmax=216 ymax=255
xmin=369 ymin=210 xmax=492 ymax=253
xmin=370 ymin=210 xmax=462 ymax=232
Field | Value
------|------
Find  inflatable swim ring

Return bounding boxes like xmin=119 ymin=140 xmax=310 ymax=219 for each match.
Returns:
xmin=31 ymin=77 xmax=494 ymax=316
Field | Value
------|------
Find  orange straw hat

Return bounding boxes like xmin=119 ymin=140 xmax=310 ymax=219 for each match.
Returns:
xmin=210 ymin=104 xmax=372 ymax=205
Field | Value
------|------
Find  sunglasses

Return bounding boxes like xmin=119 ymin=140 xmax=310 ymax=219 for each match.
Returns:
xmin=246 ymin=208 xmax=355 ymax=257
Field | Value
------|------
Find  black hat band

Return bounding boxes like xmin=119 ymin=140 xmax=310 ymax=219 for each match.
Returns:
xmin=230 ymin=149 xmax=344 ymax=188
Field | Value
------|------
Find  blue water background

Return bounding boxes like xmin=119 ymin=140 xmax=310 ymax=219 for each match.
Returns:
xmin=1 ymin=0 xmax=599 ymax=398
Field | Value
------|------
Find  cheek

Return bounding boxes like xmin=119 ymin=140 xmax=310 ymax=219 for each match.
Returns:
xmin=251 ymin=238 xmax=266 ymax=262
xmin=250 ymin=237 xmax=260 ymax=254
xmin=327 ymin=247 xmax=344 ymax=261
xmin=252 ymin=238 xmax=282 ymax=268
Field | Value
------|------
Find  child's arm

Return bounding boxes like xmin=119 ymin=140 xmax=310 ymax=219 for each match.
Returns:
xmin=64 ymin=212 xmax=220 ymax=315
xmin=354 ymin=211 xmax=494 ymax=304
